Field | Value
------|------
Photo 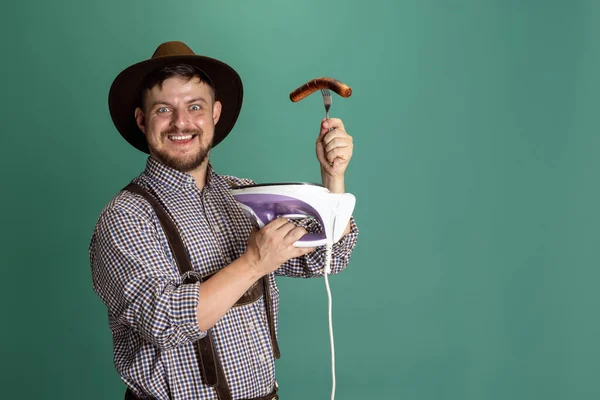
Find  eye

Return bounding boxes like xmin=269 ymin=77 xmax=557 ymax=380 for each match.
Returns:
xmin=157 ymin=107 xmax=170 ymax=113
xmin=190 ymin=104 xmax=201 ymax=111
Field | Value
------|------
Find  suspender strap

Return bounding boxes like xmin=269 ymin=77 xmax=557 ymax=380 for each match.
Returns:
xmin=263 ymin=279 xmax=280 ymax=359
xmin=123 ymin=182 xmax=280 ymax=400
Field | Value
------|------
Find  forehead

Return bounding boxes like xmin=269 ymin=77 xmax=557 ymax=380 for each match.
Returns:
xmin=146 ymin=76 xmax=214 ymax=102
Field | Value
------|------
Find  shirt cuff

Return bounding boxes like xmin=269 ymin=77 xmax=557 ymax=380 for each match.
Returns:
xmin=170 ymin=279 xmax=207 ymax=340
xmin=331 ymin=216 xmax=359 ymax=258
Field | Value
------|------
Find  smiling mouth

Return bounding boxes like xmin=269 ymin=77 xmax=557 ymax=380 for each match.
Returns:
xmin=167 ymin=134 xmax=196 ymax=142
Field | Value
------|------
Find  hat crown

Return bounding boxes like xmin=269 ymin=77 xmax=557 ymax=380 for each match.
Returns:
xmin=152 ymin=41 xmax=195 ymax=58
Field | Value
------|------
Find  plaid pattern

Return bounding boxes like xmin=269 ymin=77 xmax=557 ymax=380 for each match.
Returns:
xmin=89 ymin=157 xmax=359 ymax=400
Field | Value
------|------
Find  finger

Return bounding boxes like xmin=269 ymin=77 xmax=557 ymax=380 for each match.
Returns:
xmin=318 ymin=123 xmax=335 ymax=139
xmin=317 ymin=141 xmax=336 ymax=167
xmin=321 ymin=129 xmax=350 ymax=147
xmin=320 ymin=122 xmax=343 ymax=136
xmin=263 ymin=217 xmax=291 ymax=232
xmin=318 ymin=129 xmax=339 ymax=148
xmin=283 ymin=226 xmax=308 ymax=243
xmin=276 ymin=220 xmax=299 ymax=237
xmin=320 ymin=125 xmax=347 ymax=137
xmin=325 ymin=138 xmax=352 ymax=153
xmin=326 ymin=147 xmax=350 ymax=164
xmin=332 ymin=157 xmax=349 ymax=169
xmin=316 ymin=145 xmax=330 ymax=167
xmin=321 ymin=118 xmax=345 ymax=133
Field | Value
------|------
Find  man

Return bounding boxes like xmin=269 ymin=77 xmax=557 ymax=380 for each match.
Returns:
xmin=90 ymin=41 xmax=359 ymax=400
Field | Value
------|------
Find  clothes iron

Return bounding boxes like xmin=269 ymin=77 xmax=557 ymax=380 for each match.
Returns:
xmin=230 ymin=182 xmax=356 ymax=248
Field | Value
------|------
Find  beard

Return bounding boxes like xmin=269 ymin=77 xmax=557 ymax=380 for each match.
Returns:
xmin=149 ymin=128 xmax=213 ymax=172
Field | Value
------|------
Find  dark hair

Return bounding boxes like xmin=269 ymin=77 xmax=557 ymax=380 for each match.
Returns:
xmin=137 ymin=64 xmax=216 ymax=110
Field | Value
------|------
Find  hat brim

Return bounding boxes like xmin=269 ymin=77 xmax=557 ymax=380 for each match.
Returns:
xmin=108 ymin=54 xmax=243 ymax=154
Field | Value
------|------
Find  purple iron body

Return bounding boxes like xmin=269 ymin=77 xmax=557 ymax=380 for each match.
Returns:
xmin=230 ymin=183 xmax=356 ymax=247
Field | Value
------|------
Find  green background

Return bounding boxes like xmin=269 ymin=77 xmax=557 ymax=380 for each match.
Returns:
xmin=2 ymin=0 xmax=599 ymax=399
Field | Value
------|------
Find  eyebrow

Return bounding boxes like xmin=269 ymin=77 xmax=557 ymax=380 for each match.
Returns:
xmin=187 ymin=97 xmax=209 ymax=105
xmin=149 ymin=97 xmax=209 ymax=109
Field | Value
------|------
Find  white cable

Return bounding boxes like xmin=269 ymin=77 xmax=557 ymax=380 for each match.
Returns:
xmin=324 ymin=242 xmax=335 ymax=400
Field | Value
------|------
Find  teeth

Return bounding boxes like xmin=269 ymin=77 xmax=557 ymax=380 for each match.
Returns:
xmin=168 ymin=135 xmax=193 ymax=141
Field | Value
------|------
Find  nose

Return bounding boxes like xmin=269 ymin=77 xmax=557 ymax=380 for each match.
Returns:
xmin=171 ymin=109 xmax=192 ymax=130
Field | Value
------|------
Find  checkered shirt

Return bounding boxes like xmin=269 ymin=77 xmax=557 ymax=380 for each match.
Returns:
xmin=89 ymin=157 xmax=359 ymax=400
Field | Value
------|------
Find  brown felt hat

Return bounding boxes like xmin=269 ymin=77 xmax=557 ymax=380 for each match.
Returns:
xmin=108 ymin=41 xmax=243 ymax=153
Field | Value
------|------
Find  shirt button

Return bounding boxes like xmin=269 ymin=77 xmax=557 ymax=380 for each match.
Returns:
xmin=259 ymin=354 xmax=266 ymax=363
xmin=213 ymin=225 xmax=220 ymax=233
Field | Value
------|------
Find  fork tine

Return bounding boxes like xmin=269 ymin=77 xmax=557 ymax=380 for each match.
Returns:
xmin=320 ymin=88 xmax=332 ymax=120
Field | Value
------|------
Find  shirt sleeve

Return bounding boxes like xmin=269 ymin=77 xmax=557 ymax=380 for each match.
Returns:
xmin=90 ymin=204 xmax=207 ymax=349
xmin=275 ymin=216 xmax=359 ymax=278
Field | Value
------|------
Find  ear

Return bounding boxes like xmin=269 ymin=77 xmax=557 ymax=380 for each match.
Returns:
xmin=212 ymin=101 xmax=222 ymax=125
xmin=134 ymin=107 xmax=146 ymax=134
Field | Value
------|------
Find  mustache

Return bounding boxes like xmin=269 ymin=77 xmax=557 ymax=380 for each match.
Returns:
xmin=161 ymin=128 xmax=203 ymax=137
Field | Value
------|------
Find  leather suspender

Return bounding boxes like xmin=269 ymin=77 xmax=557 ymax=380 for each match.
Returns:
xmin=123 ymin=182 xmax=280 ymax=399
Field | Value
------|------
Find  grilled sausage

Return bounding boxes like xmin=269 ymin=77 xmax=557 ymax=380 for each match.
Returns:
xmin=290 ymin=77 xmax=352 ymax=102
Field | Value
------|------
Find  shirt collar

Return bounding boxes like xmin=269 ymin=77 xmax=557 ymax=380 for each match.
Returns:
xmin=142 ymin=156 xmax=218 ymax=191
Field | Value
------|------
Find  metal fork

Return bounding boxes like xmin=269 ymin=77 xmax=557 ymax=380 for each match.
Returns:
xmin=321 ymin=88 xmax=332 ymax=120
xmin=320 ymin=89 xmax=334 ymax=167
